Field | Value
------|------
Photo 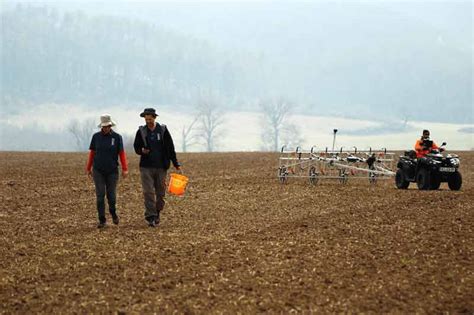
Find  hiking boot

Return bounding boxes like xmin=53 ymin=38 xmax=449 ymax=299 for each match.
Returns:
xmin=97 ymin=222 xmax=106 ymax=229
xmin=148 ymin=220 xmax=156 ymax=228
xmin=112 ymin=214 xmax=120 ymax=225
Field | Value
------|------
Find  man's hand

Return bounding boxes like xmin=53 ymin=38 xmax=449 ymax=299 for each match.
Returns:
xmin=86 ymin=170 xmax=92 ymax=180
xmin=141 ymin=148 xmax=150 ymax=155
xmin=122 ymin=170 xmax=129 ymax=179
xmin=175 ymin=165 xmax=181 ymax=172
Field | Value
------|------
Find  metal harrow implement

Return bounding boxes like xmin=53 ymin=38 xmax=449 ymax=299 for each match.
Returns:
xmin=277 ymin=130 xmax=396 ymax=185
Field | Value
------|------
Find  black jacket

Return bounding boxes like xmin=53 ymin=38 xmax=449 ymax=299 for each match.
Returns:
xmin=133 ymin=123 xmax=180 ymax=169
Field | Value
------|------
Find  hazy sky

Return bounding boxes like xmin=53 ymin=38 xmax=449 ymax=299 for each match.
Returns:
xmin=1 ymin=0 xmax=472 ymax=150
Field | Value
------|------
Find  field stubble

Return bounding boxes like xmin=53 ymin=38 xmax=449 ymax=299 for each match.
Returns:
xmin=0 ymin=151 xmax=473 ymax=313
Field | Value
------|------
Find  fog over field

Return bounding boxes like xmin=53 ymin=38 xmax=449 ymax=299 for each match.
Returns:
xmin=1 ymin=0 xmax=472 ymax=151
xmin=0 ymin=103 xmax=473 ymax=152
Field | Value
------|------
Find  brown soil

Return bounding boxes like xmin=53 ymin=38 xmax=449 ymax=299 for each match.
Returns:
xmin=0 ymin=151 xmax=473 ymax=314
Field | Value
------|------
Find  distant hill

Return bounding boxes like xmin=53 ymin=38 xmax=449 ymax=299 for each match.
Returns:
xmin=1 ymin=1 xmax=472 ymax=123
xmin=1 ymin=5 xmax=260 ymax=111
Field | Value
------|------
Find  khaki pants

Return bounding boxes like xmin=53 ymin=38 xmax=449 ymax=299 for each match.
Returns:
xmin=140 ymin=167 xmax=167 ymax=220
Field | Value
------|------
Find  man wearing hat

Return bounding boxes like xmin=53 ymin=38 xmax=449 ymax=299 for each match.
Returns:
xmin=133 ymin=108 xmax=181 ymax=227
xmin=86 ymin=114 xmax=128 ymax=228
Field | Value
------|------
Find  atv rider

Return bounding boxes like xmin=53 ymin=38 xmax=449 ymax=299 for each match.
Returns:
xmin=415 ymin=129 xmax=443 ymax=158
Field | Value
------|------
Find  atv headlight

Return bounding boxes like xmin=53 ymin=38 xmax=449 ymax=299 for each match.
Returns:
xmin=450 ymin=158 xmax=460 ymax=166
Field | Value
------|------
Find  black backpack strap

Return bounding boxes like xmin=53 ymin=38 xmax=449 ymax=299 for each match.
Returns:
xmin=139 ymin=125 xmax=148 ymax=148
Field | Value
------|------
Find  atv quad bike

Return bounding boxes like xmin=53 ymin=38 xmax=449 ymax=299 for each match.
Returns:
xmin=395 ymin=142 xmax=462 ymax=190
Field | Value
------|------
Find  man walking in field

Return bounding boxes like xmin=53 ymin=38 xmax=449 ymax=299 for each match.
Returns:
xmin=134 ymin=108 xmax=181 ymax=227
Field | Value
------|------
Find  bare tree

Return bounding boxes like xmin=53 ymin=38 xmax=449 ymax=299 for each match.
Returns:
xmin=67 ymin=118 xmax=97 ymax=151
xmin=281 ymin=123 xmax=305 ymax=150
xmin=260 ymin=97 xmax=293 ymax=151
xmin=195 ymin=97 xmax=225 ymax=152
xmin=181 ymin=116 xmax=199 ymax=152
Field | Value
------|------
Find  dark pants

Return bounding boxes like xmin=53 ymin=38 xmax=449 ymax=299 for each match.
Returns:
xmin=140 ymin=167 xmax=167 ymax=221
xmin=93 ymin=169 xmax=119 ymax=223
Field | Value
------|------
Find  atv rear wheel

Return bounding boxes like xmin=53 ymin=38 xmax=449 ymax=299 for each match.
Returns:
xmin=448 ymin=171 xmax=462 ymax=191
xmin=395 ymin=169 xmax=409 ymax=189
xmin=416 ymin=168 xmax=431 ymax=190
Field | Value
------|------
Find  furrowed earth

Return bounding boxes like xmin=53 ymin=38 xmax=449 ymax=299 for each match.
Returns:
xmin=0 ymin=151 xmax=473 ymax=313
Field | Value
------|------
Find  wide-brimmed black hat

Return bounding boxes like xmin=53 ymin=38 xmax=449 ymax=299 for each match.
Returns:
xmin=140 ymin=108 xmax=158 ymax=117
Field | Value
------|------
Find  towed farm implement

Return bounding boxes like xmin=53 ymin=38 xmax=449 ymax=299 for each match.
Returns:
xmin=277 ymin=130 xmax=396 ymax=185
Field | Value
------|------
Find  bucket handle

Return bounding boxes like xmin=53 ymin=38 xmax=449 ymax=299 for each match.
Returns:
xmin=174 ymin=166 xmax=184 ymax=175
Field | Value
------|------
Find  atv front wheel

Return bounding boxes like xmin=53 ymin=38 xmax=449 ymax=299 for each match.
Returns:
xmin=430 ymin=174 xmax=441 ymax=190
xmin=448 ymin=171 xmax=462 ymax=191
xmin=395 ymin=169 xmax=409 ymax=189
xmin=416 ymin=168 xmax=431 ymax=190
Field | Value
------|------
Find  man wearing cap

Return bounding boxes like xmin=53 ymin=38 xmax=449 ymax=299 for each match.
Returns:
xmin=133 ymin=108 xmax=181 ymax=227
xmin=86 ymin=114 xmax=128 ymax=228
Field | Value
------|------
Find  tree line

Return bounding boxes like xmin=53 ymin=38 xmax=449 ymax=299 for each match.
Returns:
xmin=68 ymin=96 xmax=303 ymax=153
xmin=2 ymin=5 xmax=263 ymax=109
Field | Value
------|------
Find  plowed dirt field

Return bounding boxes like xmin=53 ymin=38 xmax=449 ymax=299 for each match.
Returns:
xmin=1 ymin=152 xmax=473 ymax=313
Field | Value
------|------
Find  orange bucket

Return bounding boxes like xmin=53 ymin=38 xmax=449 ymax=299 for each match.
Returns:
xmin=168 ymin=173 xmax=189 ymax=196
